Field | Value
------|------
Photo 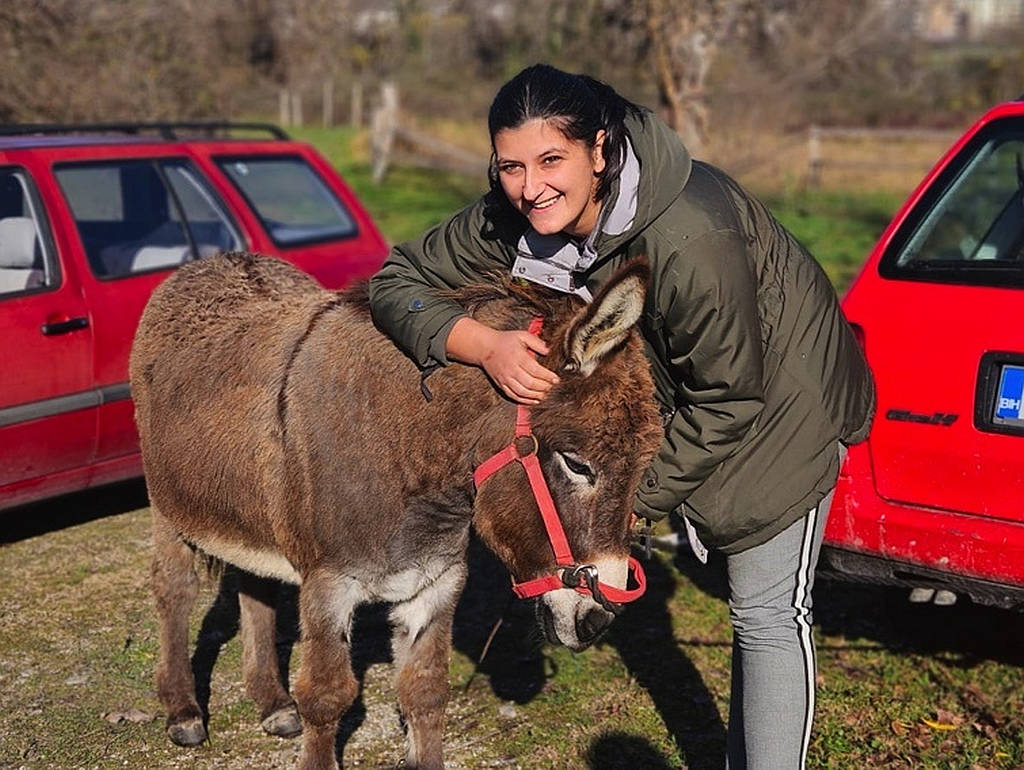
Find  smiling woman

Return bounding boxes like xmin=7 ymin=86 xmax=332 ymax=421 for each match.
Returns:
xmin=368 ymin=63 xmax=875 ymax=770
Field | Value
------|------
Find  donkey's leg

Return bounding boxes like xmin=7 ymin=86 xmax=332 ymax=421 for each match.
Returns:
xmin=237 ymin=572 xmax=302 ymax=738
xmin=390 ymin=565 xmax=466 ymax=770
xmin=293 ymin=572 xmax=364 ymax=770
xmin=151 ymin=507 xmax=206 ymax=747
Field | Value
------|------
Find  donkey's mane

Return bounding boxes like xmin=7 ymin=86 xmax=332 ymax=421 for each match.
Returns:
xmin=340 ymin=275 xmax=582 ymax=327
xmin=337 ymin=280 xmax=373 ymax=314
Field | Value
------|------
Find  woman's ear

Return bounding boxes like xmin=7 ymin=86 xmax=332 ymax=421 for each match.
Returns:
xmin=592 ymin=129 xmax=607 ymax=174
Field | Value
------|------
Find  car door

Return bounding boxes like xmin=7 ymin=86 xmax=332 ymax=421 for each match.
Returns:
xmin=0 ymin=165 xmax=96 ymax=496
xmin=52 ymin=155 xmax=244 ymax=463
xmin=845 ymin=113 xmax=1024 ymax=523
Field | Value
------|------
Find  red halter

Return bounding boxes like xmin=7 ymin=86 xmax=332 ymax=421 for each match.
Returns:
xmin=472 ymin=317 xmax=646 ymax=610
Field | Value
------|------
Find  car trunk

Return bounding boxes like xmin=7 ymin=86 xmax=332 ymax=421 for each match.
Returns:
xmin=846 ymin=111 xmax=1024 ymax=523
xmin=854 ymin=280 xmax=1023 ymax=522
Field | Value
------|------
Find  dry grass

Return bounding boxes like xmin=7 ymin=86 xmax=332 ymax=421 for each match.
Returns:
xmin=703 ymin=125 xmax=965 ymax=197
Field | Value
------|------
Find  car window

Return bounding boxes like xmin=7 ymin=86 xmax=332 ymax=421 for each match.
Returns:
xmin=55 ymin=159 xmax=242 ymax=279
xmin=216 ymin=156 xmax=357 ymax=247
xmin=0 ymin=168 xmax=58 ymax=299
xmin=163 ymin=163 xmax=246 ymax=256
xmin=883 ymin=120 xmax=1024 ymax=287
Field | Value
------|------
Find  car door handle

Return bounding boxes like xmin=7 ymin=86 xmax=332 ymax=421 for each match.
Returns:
xmin=41 ymin=316 xmax=89 ymax=336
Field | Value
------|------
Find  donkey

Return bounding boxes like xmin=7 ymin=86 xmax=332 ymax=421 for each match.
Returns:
xmin=130 ymin=251 xmax=662 ymax=770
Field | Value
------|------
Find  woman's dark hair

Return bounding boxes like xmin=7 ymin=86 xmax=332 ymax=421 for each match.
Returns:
xmin=487 ymin=64 xmax=643 ymax=203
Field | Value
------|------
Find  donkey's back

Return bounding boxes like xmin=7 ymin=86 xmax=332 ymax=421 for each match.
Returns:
xmin=131 ymin=252 xmax=338 ymax=570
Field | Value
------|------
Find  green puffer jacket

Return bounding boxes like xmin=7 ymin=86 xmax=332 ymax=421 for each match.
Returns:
xmin=368 ymin=109 xmax=875 ymax=554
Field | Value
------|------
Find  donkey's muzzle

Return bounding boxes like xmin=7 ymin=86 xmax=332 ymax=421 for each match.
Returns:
xmin=576 ymin=606 xmax=614 ymax=647
xmin=536 ymin=596 xmax=615 ymax=651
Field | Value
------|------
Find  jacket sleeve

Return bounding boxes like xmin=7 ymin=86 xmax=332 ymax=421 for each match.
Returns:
xmin=368 ymin=197 xmax=514 ymax=368
xmin=634 ymin=228 xmax=765 ymax=521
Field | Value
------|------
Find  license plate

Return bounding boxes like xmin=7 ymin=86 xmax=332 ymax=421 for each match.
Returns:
xmin=994 ymin=363 xmax=1024 ymax=427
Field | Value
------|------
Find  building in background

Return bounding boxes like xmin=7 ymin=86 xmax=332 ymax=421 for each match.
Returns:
xmin=912 ymin=0 xmax=1024 ymax=41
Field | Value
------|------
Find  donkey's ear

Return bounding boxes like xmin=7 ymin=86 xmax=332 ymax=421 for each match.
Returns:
xmin=564 ymin=258 xmax=650 ymax=376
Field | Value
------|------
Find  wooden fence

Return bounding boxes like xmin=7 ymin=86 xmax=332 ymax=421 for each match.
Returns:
xmin=806 ymin=125 xmax=959 ymax=188
xmin=278 ymin=81 xmax=488 ymax=183
xmin=277 ymin=81 xmax=365 ymax=129
xmin=368 ymin=83 xmax=488 ymax=183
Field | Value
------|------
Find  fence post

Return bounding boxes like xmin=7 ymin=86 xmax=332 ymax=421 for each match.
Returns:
xmin=322 ymin=80 xmax=334 ymax=128
xmin=279 ymin=89 xmax=291 ymax=126
xmin=291 ymin=92 xmax=304 ymax=127
xmin=350 ymin=81 xmax=363 ymax=128
xmin=808 ymin=124 xmax=822 ymax=188
xmin=371 ymin=82 xmax=398 ymax=184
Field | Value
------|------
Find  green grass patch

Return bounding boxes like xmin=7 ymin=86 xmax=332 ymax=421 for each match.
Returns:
xmin=758 ymin=188 xmax=904 ymax=293
xmin=5 ymin=494 xmax=1024 ymax=768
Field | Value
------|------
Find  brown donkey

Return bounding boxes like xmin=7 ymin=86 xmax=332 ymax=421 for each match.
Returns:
xmin=130 ymin=252 xmax=662 ymax=770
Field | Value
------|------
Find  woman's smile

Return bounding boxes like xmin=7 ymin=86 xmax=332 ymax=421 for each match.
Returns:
xmin=531 ymin=194 xmax=561 ymax=210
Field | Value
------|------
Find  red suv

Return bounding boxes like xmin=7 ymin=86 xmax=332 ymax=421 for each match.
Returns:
xmin=0 ymin=122 xmax=388 ymax=511
xmin=821 ymin=98 xmax=1024 ymax=608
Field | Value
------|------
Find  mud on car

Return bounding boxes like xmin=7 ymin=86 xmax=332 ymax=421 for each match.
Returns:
xmin=820 ymin=97 xmax=1024 ymax=609
xmin=0 ymin=122 xmax=388 ymax=511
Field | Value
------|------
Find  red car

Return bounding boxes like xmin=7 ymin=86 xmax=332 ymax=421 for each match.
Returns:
xmin=0 ymin=122 xmax=388 ymax=511
xmin=821 ymin=98 xmax=1024 ymax=608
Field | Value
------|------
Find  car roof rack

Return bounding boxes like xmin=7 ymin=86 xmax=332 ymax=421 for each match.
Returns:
xmin=0 ymin=121 xmax=291 ymax=141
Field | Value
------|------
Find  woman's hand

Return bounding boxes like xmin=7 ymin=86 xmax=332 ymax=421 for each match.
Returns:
xmin=447 ymin=317 xmax=560 ymax=404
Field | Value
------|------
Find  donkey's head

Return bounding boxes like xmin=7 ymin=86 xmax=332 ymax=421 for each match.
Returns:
xmin=471 ymin=260 xmax=663 ymax=650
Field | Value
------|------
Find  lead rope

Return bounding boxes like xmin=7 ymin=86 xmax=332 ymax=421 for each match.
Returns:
xmin=462 ymin=592 xmax=516 ymax=692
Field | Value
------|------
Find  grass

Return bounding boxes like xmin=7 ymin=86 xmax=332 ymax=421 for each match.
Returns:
xmin=4 ymin=498 xmax=1024 ymax=769
xmin=760 ymin=189 xmax=904 ymax=293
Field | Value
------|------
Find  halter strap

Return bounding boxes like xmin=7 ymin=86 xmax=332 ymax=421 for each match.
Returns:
xmin=473 ymin=316 xmax=646 ymax=610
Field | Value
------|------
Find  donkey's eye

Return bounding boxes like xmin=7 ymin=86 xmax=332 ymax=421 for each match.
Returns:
xmin=555 ymin=451 xmax=596 ymax=486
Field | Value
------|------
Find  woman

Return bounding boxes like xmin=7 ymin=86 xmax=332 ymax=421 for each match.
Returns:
xmin=369 ymin=64 xmax=874 ymax=769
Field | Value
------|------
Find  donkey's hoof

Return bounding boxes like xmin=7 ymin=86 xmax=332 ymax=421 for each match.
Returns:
xmin=261 ymin=705 xmax=302 ymax=738
xmin=167 ymin=716 xmax=207 ymax=747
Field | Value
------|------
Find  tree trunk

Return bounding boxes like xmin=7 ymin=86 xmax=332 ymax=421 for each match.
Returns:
xmin=644 ymin=0 xmax=723 ymax=157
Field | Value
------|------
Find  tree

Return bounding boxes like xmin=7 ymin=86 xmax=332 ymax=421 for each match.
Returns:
xmin=642 ymin=0 xmax=748 ymax=155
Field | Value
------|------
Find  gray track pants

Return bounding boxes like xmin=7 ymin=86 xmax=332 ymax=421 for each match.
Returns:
xmin=723 ymin=447 xmax=845 ymax=770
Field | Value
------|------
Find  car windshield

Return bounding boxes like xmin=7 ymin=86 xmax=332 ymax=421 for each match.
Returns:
xmin=216 ymin=156 xmax=357 ymax=247
xmin=885 ymin=119 xmax=1024 ymax=287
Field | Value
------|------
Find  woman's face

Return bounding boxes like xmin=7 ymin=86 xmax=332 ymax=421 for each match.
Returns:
xmin=493 ymin=118 xmax=606 ymax=238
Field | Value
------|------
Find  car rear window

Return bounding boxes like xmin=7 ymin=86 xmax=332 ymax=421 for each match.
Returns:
xmin=0 ymin=167 xmax=59 ymax=298
xmin=216 ymin=156 xmax=357 ymax=247
xmin=55 ymin=159 xmax=243 ymax=279
xmin=881 ymin=118 xmax=1024 ymax=288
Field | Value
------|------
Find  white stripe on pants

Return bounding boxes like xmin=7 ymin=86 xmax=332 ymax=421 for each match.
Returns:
xmin=724 ymin=445 xmax=845 ymax=770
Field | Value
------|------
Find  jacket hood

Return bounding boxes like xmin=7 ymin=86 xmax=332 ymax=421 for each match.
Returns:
xmin=599 ymin=109 xmax=692 ymax=254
